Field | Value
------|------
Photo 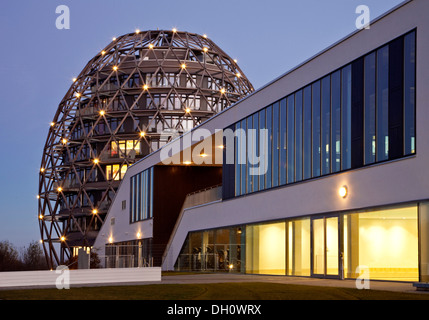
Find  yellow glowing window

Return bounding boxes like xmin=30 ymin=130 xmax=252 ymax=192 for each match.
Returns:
xmin=111 ymin=140 xmax=140 ymax=158
xmin=106 ymin=164 xmax=128 ymax=181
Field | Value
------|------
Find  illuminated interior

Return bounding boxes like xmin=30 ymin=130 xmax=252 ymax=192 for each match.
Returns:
xmin=344 ymin=204 xmax=418 ymax=281
xmin=246 ymin=222 xmax=285 ymax=275
xmin=287 ymin=219 xmax=310 ymax=276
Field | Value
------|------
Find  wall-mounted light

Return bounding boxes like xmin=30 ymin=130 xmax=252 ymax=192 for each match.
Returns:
xmin=108 ymin=236 xmax=113 ymax=244
xmin=137 ymin=232 xmax=141 ymax=239
xmin=339 ymin=185 xmax=348 ymax=198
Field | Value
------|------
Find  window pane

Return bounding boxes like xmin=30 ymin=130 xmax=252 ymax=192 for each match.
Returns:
xmin=247 ymin=116 xmax=253 ymax=192
xmin=252 ymin=114 xmax=259 ymax=192
xmin=313 ymin=218 xmax=325 ymax=274
xmin=272 ymin=102 xmax=280 ymax=187
xmin=344 ymin=205 xmax=418 ymax=281
xmin=290 ymin=219 xmax=310 ymax=276
xmin=364 ymin=52 xmax=376 ymax=165
xmin=240 ymin=119 xmax=247 ymax=194
xmin=259 ymin=109 xmax=266 ymax=190
xmin=303 ymin=86 xmax=312 ymax=180
xmin=312 ymin=81 xmax=321 ymax=177
xmin=321 ymin=76 xmax=331 ymax=175
xmin=377 ymin=45 xmax=389 ymax=161
xmin=266 ymin=106 xmax=273 ymax=189
xmin=404 ymin=31 xmax=416 ymax=155
xmin=331 ymin=71 xmax=341 ymax=172
xmin=235 ymin=122 xmax=241 ymax=196
xmin=246 ymin=222 xmax=286 ymax=275
xmin=295 ymin=90 xmax=303 ymax=182
xmin=287 ymin=95 xmax=295 ymax=183
xmin=341 ymin=65 xmax=352 ymax=170
xmin=280 ymin=98 xmax=287 ymax=185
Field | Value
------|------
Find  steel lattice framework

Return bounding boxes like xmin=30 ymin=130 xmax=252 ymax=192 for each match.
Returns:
xmin=38 ymin=30 xmax=254 ymax=268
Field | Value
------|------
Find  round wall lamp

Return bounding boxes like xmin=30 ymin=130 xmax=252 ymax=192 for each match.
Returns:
xmin=339 ymin=185 xmax=348 ymax=198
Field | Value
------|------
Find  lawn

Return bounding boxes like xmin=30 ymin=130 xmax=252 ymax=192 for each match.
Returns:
xmin=1 ymin=282 xmax=428 ymax=300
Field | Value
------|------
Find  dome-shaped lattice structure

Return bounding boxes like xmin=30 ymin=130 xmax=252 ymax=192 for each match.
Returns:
xmin=38 ymin=29 xmax=254 ymax=268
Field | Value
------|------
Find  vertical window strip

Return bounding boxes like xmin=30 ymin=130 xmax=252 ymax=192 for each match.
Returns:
xmin=404 ymin=31 xmax=416 ymax=155
xmin=364 ymin=52 xmax=376 ymax=165
xmin=287 ymin=95 xmax=295 ymax=183
xmin=376 ymin=45 xmax=389 ymax=162
xmin=272 ymin=102 xmax=280 ymax=187
xmin=280 ymin=98 xmax=287 ymax=185
xmin=321 ymin=75 xmax=331 ymax=175
xmin=295 ymin=90 xmax=303 ymax=182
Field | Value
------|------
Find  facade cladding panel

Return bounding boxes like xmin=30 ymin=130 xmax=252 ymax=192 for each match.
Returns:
xmin=95 ymin=0 xmax=429 ymax=282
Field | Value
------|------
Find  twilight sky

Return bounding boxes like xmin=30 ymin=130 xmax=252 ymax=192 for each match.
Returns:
xmin=0 ymin=0 xmax=404 ymax=248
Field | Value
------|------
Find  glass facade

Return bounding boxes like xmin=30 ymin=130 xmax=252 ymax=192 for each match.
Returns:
xmin=174 ymin=226 xmax=244 ymax=272
xmin=130 ymin=167 xmax=154 ymax=223
xmin=228 ymin=31 xmax=415 ymax=198
xmin=176 ymin=203 xmax=421 ymax=281
xmin=344 ymin=205 xmax=418 ymax=281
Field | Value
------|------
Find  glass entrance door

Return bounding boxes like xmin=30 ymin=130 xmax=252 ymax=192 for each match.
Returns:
xmin=312 ymin=216 xmax=340 ymax=278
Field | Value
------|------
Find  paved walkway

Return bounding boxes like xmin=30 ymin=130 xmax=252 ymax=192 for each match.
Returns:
xmin=157 ymin=273 xmax=423 ymax=294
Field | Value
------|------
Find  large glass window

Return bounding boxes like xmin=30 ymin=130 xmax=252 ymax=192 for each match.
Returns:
xmin=312 ymin=81 xmax=321 ymax=177
xmin=331 ymin=71 xmax=341 ymax=172
xmin=376 ymin=45 xmax=389 ymax=161
xmin=303 ymin=86 xmax=312 ymax=180
xmin=280 ymin=98 xmax=287 ymax=185
xmin=240 ymin=119 xmax=247 ymax=195
xmin=287 ymin=219 xmax=310 ymax=276
xmin=234 ymin=121 xmax=241 ymax=196
xmin=227 ymin=31 xmax=415 ymax=198
xmin=341 ymin=65 xmax=352 ymax=170
xmin=247 ymin=116 xmax=253 ymax=193
xmin=259 ymin=109 xmax=266 ymax=190
xmin=130 ymin=167 xmax=154 ymax=223
xmin=246 ymin=222 xmax=286 ymax=275
xmin=321 ymin=76 xmax=331 ymax=175
xmin=252 ymin=114 xmax=260 ymax=192
xmin=287 ymin=96 xmax=295 ymax=183
xmin=266 ymin=106 xmax=273 ymax=189
xmin=404 ymin=31 xmax=416 ymax=155
xmin=295 ymin=90 xmax=303 ymax=182
xmin=344 ymin=205 xmax=418 ymax=281
xmin=272 ymin=102 xmax=280 ymax=187
xmin=364 ymin=52 xmax=376 ymax=165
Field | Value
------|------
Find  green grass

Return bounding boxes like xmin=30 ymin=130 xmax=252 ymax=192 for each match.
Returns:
xmin=1 ymin=282 xmax=428 ymax=300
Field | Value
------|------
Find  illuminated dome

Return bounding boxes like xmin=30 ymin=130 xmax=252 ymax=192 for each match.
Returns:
xmin=38 ymin=29 xmax=254 ymax=268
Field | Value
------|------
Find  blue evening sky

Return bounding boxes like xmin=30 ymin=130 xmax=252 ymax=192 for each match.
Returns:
xmin=0 ymin=0 xmax=404 ymax=248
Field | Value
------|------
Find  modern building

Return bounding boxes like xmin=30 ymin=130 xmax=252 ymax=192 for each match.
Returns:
xmin=38 ymin=30 xmax=253 ymax=268
xmin=93 ymin=0 xmax=429 ymax=282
